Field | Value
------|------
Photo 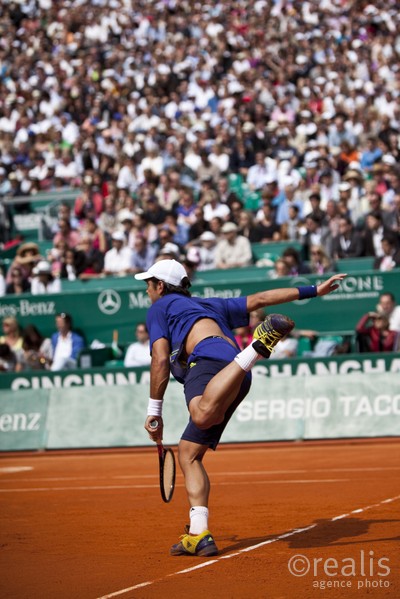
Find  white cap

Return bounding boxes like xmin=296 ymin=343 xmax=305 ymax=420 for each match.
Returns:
xmin=200 ymin=231 xmax=216 ymax=241
xmin=221 ymin=221 xmax=238 ymax=233
xmin=135 ymin=259 xmax=188 ymax=286
xmin=33 ymin=260 xmax=52 ymax=275
xmin=112 ymin=231 xmax=126 ymax=241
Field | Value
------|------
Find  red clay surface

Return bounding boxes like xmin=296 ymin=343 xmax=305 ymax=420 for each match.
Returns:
xmin=1 ymin=440 xmax=399 ymax=599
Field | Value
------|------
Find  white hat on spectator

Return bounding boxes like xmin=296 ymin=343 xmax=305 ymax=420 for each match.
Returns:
xmin=112 ymin=231 xmax=126 ymax=242
xmin=221 ymin=222 xmax=238 ymax=233
xmin=200 ymin=231 xmax=217 ymax=242
xmin=33 ymin=260 xmax=52 ymax=275
xmin=118 ymin=209 xmax=135 ymax=222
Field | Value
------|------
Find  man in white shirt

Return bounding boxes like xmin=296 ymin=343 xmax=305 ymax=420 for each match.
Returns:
xmin=103 ymin=231 xmax=134 ymax=276
xmin=124 ymin=323 xmax=151 ymax=367
xmin=377 ymin=292 xmax=400 ymax=332
xmin=214 ymin=222 xmax=253 ymax=269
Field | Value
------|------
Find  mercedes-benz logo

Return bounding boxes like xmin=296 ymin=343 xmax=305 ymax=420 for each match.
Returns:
xmin=97 ymin=289 xmax=122 ymax=315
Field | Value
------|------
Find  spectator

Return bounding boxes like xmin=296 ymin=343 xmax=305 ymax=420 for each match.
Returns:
xmin=201 ymin=189 xmax=230 ymax=223
xmin=196 ymin=231 xmax=218 ymax=271
xmin=267 ymin=258 xmax=291 ymax=279
xmin=50 ymin=313 xmax=85 ymax=371
xmin=131 ymin=235 xmax=157 ymax=274
xmin=331 ymin=216 xmax=364 ymax=260
xmin=376 ymin=293 xmax=400 ymax=332
xmin=81 ymin=217 xmax=107 ymax=254
xmin=362 ymin=211 xmax=391 ymax=258
xmin=356 ymin=312 xmax=397 ymax=353
xmin=301 ymin=215 xmax=333 ymax=261
xmin=6 ymin=242 xmax=42 ymax=285
xmin=246 ymin=152 xmax=276 ymax=192
xmin=0 ymin=343 xmax=17 ymax=372
xmin=308 ymin=244 xmax=334 ymax=275
xmin=214 ymin=222 xmax=253 ymax=269
xmin=255 ymin=203 xmax=281 ymax=242
xmin=31 ymin=261 xmax=62 ymax=294
xmin=16 ymin=324 xmax=52 ymax=371
xmin=0 ymin=317 xmax=23 ymax=354
xmin=5 ymin=267 xmax=31 ymax=295
xmin=123 ymin=323 xmax=151 ymax=368
xmin=52 ymin=218 xmax=81 ymax=249
xmin=58 ymin=246 xmax=86 ymax=281
xmin=103 ymin=231 xmax=133 ymax=276
xmin=281 ymin=247 xmax=310 ymax=275
xmin=374 ymin=235 xmax=400 ymax=271
xmin=237 ymin=210 xmax=263 ymax=243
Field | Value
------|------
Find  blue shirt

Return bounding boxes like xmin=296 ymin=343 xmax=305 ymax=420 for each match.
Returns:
xmin=146 ymin=294 xmax=249 ymax=380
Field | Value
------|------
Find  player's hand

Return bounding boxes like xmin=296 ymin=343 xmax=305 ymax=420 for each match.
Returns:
xmin=145 ymin=416 xmax=164 ymax=443
xmin=316 ymin=273 xmax=347 ymax=297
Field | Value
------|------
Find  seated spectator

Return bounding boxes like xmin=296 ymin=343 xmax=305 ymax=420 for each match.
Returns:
xmin=6 ymin=267 xmax=31 ymax=295
xmin=237 ymin=210 xmax=263 ymax=243
xmin=0 ymin=316 xmax=23 ymax=353
xmin=196 ymin=231 xmax=218 ymax=271
xmin=301 ymin=214 xmax=333 ymax=260
xmin=267 ymin=258 xmax=291 ymax=279
xmin=308 ymin=244 xmax=334 ymax=275
xmin=376 ymin=292 xmax=400 ymax=332
xmin=103 ymin=231 xmax=133 ymax=276
xmin=280 ymin=204 xmax=302 ymax=241
xmin=123 ymin=323 xmax=151 ymax=368
xmin=256 ymin=203 xmax=282 ymax=242
xmin=53 ymin=218 xmax=81 ymax=249
xmin=0 ymin=343 xmax=17 ymax=372
xmin=201 ymin=189 xmax=230 ymax=223
xmin=97 ymin=196 xmax=118 ymax=245
xmin=31 ymin=261 xmax=62 ymax=294
xmin=50 ymin=313 xmax=85 ymax=371
xmin=132 ymin=210 xmax=158 ymax=245
xmin=356 ymin=312 xmax=397 ymax=353
xmin=16 ymin=324 xmax=52 ymax=371
xmin=331 ymin=216 xmax=364 ymax=260
xmin=6 ymin=242 xmax=42 ymax=285
xmin=81 ymin=217 xmax=107 ymax=254
xmin=131 ymin=235 xmax=157 ymax=274
xmin=374 ymin=235 xmax=400 ymax=271
xmin=214 ymin=222 xmax=253 ymax=269
xmin=281 ymin=247 xmax=311 ymax=275
xmin=59 ymin=245 xmax=88 ymax=280
xmin=362 ymin=211 xmax=392 ymax=258
xmin=187 ymin=206 xmax=209 ymax=243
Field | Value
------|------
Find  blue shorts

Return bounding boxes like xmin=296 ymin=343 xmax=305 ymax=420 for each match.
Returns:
xmin=181 ymin=338 xmax=252 ymax=450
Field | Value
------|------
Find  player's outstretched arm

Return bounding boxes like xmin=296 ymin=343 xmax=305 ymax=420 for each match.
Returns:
xmin=246 ymin=273 xmax=347 ymax=312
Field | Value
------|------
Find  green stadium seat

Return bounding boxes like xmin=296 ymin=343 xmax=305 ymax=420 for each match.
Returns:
xmin=335 ymin=257 xmax=375 ymax=273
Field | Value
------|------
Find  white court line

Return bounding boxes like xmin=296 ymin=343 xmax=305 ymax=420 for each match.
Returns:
xmin=2 ymin=466 xmax=399 ymax=483
xmin=95 ymin=493 xmax=400 ymax=599
xmin=0 ymin=479 xmax=349 ymax=493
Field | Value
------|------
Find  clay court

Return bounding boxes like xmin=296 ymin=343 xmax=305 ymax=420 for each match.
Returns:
xmin=1 ymin=439 xmax=399 ymax=599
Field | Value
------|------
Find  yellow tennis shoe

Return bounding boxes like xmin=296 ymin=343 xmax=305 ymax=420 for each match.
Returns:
xmin=170 ymin=528 xmax=218 ymax=557
xmin=252 ymin=313 xmax=295 ymax=358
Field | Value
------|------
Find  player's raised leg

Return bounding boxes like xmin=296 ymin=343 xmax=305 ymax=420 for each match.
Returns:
xmin=190 ymin=314 xmax=295 ymax=430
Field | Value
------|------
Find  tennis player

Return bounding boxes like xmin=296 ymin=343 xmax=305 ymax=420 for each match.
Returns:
xmin=135 ymin=259 xmax=346 ymax=556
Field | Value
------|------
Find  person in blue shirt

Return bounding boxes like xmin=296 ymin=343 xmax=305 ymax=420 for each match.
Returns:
xmin=135 ymin=260 xmax=346 ymax=557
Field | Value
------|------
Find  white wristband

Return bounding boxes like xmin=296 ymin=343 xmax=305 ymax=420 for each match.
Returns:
xmin=147 ymin=398 xmax=163 ymax=417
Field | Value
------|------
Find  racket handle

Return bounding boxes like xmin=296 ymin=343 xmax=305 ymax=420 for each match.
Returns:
xmin=149 ymin=419 xmax=159 ymax=430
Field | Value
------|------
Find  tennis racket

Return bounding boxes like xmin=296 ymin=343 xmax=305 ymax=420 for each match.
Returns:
xmin=149 ymin=420 xmax=176 ymax=503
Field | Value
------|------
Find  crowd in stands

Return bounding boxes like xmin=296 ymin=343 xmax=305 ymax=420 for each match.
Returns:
xmin=1 ymin=0 xmax=400 ymax=369
xmin=0 ymin=0 xmax=399 ymax=290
